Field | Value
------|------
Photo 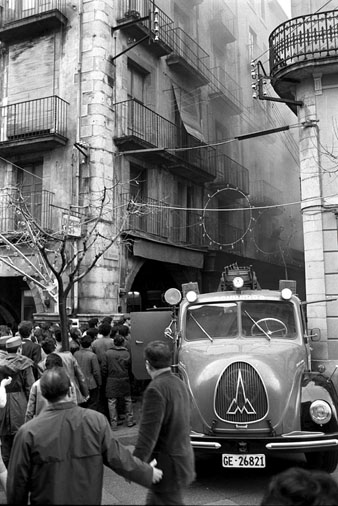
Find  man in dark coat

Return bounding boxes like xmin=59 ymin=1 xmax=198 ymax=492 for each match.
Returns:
xmin=133 ymin=340 xmax=195 ymax=505
xmin=74 ymin=334 xmax=101 ymax=410
xmin=101 ymin=334 xmax=134 ymax=429
xmin=18 ymin=320 xmax=42 ymax=380
xmin=0 ymin=335 xmax=35 ymax=467
xmin=7 ymin=366 xmax=163 ymax=505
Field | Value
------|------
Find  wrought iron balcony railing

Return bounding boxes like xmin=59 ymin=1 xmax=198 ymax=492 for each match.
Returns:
xmin=0 ymin=96 xmax=68 ymax=144
xmin=114 ymin=98 xmax=177 ymax=149
xmin=0 ymin=188 xmax=54 ymax=233
xmin=0 ymin=0 xmax=67 ymax=25
xmin=209 ymin=0 xmax=236 ymax=44
xmin=208 ymin=66 xmax=242 ymax=113
xmin=116 ymin=0 xmax=175 ymax=54
xmin=218 ymin=223 xmax=246 ymax=254
xmin=269 ymin=10 xmax=338 ymax=76
xmin=121 ymin=193 xmax=205 ymax=247
xmin=114 ymin=99 xmax=216 ymax=179
xmin=211 ymin=153 xmax=249 ymax=195
xmin=171 ymin=208 xmax=204 ymax=246
xmin=121 ymin=194 xmax=169 ymax=239
xmin=167 ymin=27 xmax=210 ymax=86
xmin=251 ymin=179 xmax=282 ymax=207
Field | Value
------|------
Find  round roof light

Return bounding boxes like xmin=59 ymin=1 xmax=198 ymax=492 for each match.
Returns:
xmin=164 ymin=288 xmax=182 ymax=306
xmin=186 ymin=290 xmax=198 ymax=303
xmin=281 ymin=288 xmax=293 ymax=300
xmin=233 ymin=277 xmax=244 ymax=289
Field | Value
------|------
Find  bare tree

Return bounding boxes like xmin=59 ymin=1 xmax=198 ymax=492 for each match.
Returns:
xmin=0 ymin=184 xmax=130 ymax=351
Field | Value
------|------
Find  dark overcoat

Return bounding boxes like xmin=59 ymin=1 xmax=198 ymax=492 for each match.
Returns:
xmin=133 ymin=370 xmax=196 ymax=493
xmin=101 ymin=346 xmax=131 ymax=398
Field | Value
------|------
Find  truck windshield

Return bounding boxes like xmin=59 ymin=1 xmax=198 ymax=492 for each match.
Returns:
xmin=185 ymin=300 xmax=297 ymax=341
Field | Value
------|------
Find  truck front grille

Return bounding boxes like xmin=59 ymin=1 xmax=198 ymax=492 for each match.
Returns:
xmin=215 ymin=361 xmax=268 ymax=423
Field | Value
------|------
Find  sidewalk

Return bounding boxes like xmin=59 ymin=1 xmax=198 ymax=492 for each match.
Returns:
xmin=113 ymin=397 xmax=142 ymax=448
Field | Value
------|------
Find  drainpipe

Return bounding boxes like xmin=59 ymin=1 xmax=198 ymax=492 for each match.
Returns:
xmin=72 ymin=0 xmax=83 ymax=315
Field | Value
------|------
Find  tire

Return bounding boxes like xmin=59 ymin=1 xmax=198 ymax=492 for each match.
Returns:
xmin=306 ymin=450 xmax=338 ymax=473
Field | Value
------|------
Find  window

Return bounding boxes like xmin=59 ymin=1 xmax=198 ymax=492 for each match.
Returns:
xmin=17 ymin=162 xmax=43 ymax=223
xmin=174 ymin=3 xmax=191 ymax=32
xmin=248 ymin=28 xmax=257 ymax=61
xmin=130 ymin=165 xmax=147 ymax=201
xmin=260 ymin=0 xmax=265 ymax=20
xmin=127 ymin=61 xmax=147 ymax=103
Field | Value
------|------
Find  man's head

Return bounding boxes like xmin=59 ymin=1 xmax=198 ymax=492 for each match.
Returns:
xmin=41 ymin=336 xmax=56 ymax=355
xmin=88 ymin=318 xmax=98 ymax=328
xmin=18 ymin=321 xmax=33 ymax=339
xmin=81 ymin=334 xmax=93 ymax=349
xmin=86 ymin=328 xmax=98 ymax=340
xmin=98 ymin=322 xmax=111 ymax=337
xmin=6 ymin=335 xmax=22 ymax=353
xmin=114 ymin=334 xmax=125 ymax=347
xmin=54 ymin=328 xmax=62 ymax=343
xmin=40 ymin=367 xmax=71 ymax=403
xmin=0 ymin=325 xmax=12 ymax=337
xmin=101 ymin=316 xmax=112 ymax=326
xmin=261 ymin=467 xmax=338 ymax=506
xmin=115 ymin=324 xmax=129 ymax=338
xmin=144 ymin=341 xmax=171 ymax=370
xmin=45 ymin=353 xmax=63 ymax=369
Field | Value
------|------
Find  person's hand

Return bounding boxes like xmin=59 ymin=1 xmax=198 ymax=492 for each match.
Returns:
xmin=1 ymin=377 xmax=12 ymax=388
xmin=150 ymin=459 xmax=163 ymax=483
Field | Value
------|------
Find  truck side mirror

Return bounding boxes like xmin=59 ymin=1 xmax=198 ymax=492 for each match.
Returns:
xmin=310 ymin=328 xmax=321 ymax=342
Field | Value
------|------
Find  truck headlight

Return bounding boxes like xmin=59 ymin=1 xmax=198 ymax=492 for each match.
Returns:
xmin=309 ymin=400 xmax=332 ymax=425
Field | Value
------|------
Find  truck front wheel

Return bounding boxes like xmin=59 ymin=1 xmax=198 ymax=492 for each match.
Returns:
xmin=306 ymin=450 xmax=338 ymax=473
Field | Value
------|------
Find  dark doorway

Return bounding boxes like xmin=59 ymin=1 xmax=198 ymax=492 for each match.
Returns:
xmin=0 ymin=277 xmax=33 ymax=329
xmin=129 ymin=261 xmax=178 ymax=311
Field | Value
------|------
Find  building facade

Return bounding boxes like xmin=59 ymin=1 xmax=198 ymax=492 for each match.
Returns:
xmin=269 ymin=0 xmax=338 ymax=375
xmin=0 ymin=0 xmax=304 ymax=325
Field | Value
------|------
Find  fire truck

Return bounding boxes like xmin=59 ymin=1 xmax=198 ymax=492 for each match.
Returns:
xmin=130 ymin=264 xmax=338 ymax=472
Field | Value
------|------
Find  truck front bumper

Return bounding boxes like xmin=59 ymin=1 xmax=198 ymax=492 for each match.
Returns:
xmin=190 ymin=431 xmax=338 ymax=454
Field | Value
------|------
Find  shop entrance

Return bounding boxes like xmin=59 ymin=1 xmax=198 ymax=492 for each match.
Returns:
xmin=128 ymin=261 xmax=178 ymax=312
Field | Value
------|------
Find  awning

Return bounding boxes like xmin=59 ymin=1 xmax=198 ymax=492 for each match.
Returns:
xmin=133 ymin=238 xmax=204 ymax=268
xmin=173 ymin=86 xmax=205 ymax=143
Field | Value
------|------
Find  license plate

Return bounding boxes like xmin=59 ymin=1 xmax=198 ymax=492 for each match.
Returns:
xmin=222 ymin=454 xmax=266 ymax=468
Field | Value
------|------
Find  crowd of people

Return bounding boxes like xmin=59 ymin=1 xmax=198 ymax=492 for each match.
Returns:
xmin=0 ymin=317 xmax=338 ymax=505
xmin=0 ymin=317 xmax=196 ymax=505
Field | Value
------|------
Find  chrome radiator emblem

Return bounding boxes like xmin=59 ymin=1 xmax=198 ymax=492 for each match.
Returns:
xmin=227 ymin=369 xmax=256 ymax=415
xmin=215 ymin=361 xmax=268 ymax=423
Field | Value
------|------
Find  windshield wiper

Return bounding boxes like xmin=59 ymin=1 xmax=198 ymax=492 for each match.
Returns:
xmin=244 ymin=310 xmax=271 ymax=341
xmin=190 ymin=313 xmax=213 ymax=342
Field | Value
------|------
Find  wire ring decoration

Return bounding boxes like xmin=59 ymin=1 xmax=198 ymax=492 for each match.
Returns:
xmin=202 ymin=187 xmax=254 ymax=248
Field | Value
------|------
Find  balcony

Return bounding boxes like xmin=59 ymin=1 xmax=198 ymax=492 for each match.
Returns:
xmin=209 ymin=0 xmax=236 ymax=45
xmin=0 ymin=188 xmax=54 ymax=234
xmin=208 ymin=153 xmax=249 ymax=196
xmin=114 ymin=99 xmax=216 ymax=183
xmin=0 ymin=96 xmax=68 ymax=155
xmin=269 ymin=10 xmax=338 ymax=108
xmin=208 ymin=67 xmax=242 ymax=115
xmin=0 ymin=0 xmax=67 ymax=43
xmin=166 ymin=28 xmax=210 ymax=87
xmin=115 ymin=0 xmax=174 ymax=57
xmin=121 ymin=194 xmax=205 ymax=247
xmin=250 ymin=179 xmax=282 ymax=211
xmin=218 ymin=224 xmax=245 ymax=255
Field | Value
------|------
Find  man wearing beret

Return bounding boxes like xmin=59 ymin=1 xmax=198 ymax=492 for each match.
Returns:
xmin=0 ymin=336 xmax=35 ymax=467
